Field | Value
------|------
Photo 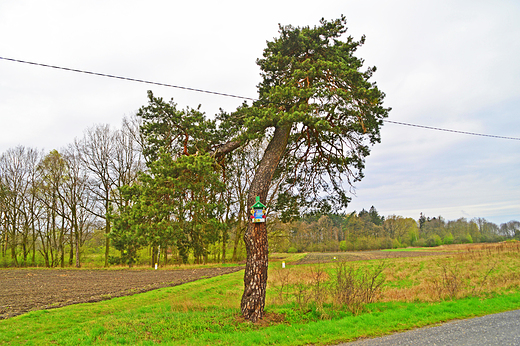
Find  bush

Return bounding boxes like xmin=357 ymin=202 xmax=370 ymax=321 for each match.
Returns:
xmin=0 ymin=255 xmax=15 ymax=268
xmin=287 ymin=247 xmax=298 ymax=253
xmin=426 ymin=235 xmax=442 ymax=247
xmin=454 ymin=234 xmax=473 ymax=244
xmin=443 ymin=233 xmax=454 ymax=245
xmin=430 ymin=262 xmax=462 ymax=300
xmin=339 ymin=240 xmax=354 ymax=251
xmin=367 ymin=238 xmax=380 ymax=250
xmin=324 ymin=240 xmax=340 ymax=252
xmin=379 ymin=237 xmax=393 ymax=249
xmin=108 ymin=255 xmax=121 ymax=265
xmin=354 ymin=237 xmax=369 ymax=251
xmin=413 ymin=238 xmax=427 ymax=247
xmin=332 ymin=261 xmax=386 ymax=313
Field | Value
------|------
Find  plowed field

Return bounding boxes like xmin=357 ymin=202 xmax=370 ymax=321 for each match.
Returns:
xmin=0 ymin=266 xmax=243 ymax=319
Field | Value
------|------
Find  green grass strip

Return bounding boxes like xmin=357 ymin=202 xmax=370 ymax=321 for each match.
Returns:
xmin=179 ymin=293 xmax=520 ymax=345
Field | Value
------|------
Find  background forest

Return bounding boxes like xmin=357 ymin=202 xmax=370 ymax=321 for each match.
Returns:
xmin=1 ymin=115 xmax=519 ymax=268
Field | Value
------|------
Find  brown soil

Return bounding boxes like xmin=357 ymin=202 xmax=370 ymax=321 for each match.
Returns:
xmin=0 ymin=266 xmax=243 ymax=320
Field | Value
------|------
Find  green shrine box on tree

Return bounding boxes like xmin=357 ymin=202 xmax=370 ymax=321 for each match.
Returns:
xmin=250 ymin=196 xmax=267 ymax=223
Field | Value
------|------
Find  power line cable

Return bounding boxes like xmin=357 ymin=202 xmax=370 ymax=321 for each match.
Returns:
xmin=1 ymin=56 xmax=519 ymax=141
xmin=0 ymin=56 xmax=256 ymax=101
xmin=384 ymin=120 xmax=520 ymax=141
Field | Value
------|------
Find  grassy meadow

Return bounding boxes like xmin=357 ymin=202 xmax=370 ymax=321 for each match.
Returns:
xmin=1 ymin=242 xmax=520 ymax=345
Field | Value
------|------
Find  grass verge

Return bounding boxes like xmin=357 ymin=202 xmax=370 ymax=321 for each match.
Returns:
xmin=2 ymin=278 xmax=520 ymax=345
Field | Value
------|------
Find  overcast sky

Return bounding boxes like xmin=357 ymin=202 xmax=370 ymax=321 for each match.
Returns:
xmin=1 ymin=0 xmax=519 ymax=225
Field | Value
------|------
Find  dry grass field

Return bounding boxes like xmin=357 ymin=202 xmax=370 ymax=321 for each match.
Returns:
xmin=268 ymin=242 xmax=520 ymax=309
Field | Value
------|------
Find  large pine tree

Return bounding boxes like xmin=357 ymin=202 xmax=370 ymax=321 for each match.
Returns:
xmin=233 ymin=16 xmax=390 ymax=321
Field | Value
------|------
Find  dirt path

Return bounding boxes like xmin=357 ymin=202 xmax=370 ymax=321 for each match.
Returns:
xmin=0 ymin=266 xmax=243 ymax=319
xmin=296 ymin=250 xmax=452 ymax=264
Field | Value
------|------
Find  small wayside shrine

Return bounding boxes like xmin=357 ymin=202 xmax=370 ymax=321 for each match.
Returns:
xmin=250 ymin=196 xmax=267 ymax=223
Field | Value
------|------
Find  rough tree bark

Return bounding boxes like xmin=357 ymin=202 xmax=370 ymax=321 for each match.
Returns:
xmin=240 ymin=124 xmax=291 ymax=322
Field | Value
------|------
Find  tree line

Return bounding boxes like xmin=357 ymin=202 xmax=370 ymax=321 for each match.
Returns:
xmin=0 ymin=120 xmax=144 ymax=267
xmin=269 ymin=207 xmax=520 ymax=253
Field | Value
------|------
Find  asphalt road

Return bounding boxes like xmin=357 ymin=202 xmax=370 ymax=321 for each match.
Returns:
xmin=339 ymin=309 xmax=520 ymax=346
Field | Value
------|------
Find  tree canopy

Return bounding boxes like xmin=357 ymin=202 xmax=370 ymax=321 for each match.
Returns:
xmin=220 ymin=16 xmax=390 ymax=218
xmin=229 ymin=16 xmax=390 ymax=321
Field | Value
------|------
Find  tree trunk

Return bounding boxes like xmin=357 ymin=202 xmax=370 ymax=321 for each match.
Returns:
xmin=151 ymin=245 xmax=157 ymax=268
xmin=241 ymin=124 xmax=291 ymax=322
xmin=163 ymin=245 xmax=168 ymax=266
xmin=22 ymin=237 xmax=27 ymax=263
xmin=75 ymin=233 xmax=81 ymax=268
xmin=232 ymin=222 xmax=245 ymax=262
xmin=60 ymin=216 xmax=65 ymax=268
xmin=104 ymin=201 xmax=111 ymax=267
xmin=10 ymin=242 xmax=18 ymax=267
xmin=31 ymin=219 xmax=36 ymax=265
xmin=74 ymin=215 xmax=81 ymax=268
xmin=69 ymin=228 xmax=74 ymax=266
xmin=221 ymin=228 xmax=227 ymax=264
